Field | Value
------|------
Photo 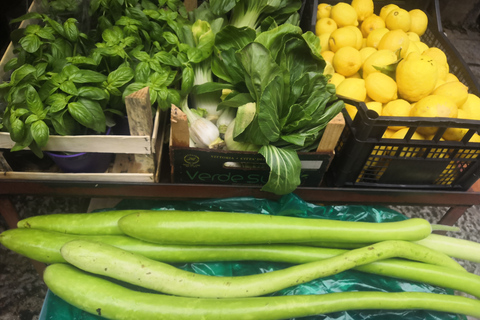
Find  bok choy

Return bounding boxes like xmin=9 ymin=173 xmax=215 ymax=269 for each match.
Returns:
xmin=196 ymin=23 xmax=344 ymax=195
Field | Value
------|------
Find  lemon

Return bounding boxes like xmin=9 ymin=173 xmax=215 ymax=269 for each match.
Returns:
xmin=360 ymin=14 xmax=386 ymax=38
xmin=414 ymin=41 xmax=429 ymax=54
xmin=409 ymin=9 xmax=428 ymax=36
xmin=377 ymin=29 xmax=411 ymax=58
xmin=332 ymin=46 xmax=362 ymax=77
xmin=362 ymin=49 xmax=398 ymax=79
xmin=366 ymin=27 xmax=389 ymax=48
xmin=396 ymin=52 xmax=438 ymax=102
xmin=328 ymin=27 xmax=358 ymax=52
xmin=406 ymin=31 xmax=421 ymax=42
xmin=316 ymin=17 xmax=337 ymax=35
xmin=383 ymin=128 xmax=397 ymax=138
xmin=470 ymin=134 xmax=480 ymax=143
xmin=391 ymin=127 xmax=425 ymax=140
xmin=365 ymin=72 xmax=398 ymax=103
xmin=459 ymin=93 xmax=480 ymax=120
xmin=317 ymin=3 xmax=332 ymax=20
xmin=445 ymin=73 xmax=459 ymax=83
xmin=422 ymin=47 xmax=447 ymax=67
xmin=359 ymin=46 xmax=377 ymax=64
xmin=321 ymin=50 xmax=335 ymax=64
xmin=402 ymin=39 xmax=421 ymax=57
xmin=385 ymin=8 xmax=411 ymax=32
xmin=351 ymin=0 xmax=374 ymax=22
xmin=383 ymin=99 xmax=412 ymax=130
xmin=432 ymin=81 xmax=469 ymax=107
xmin=365 ymin=101 xmax=383 ymax=116
xmin=410 ymin=95 xmax=458 ymax=135
xmin=348 ymin=72 xmax=362 ymax=79
xmin=318 ymin=33 xmax=331 ymax=53
xmin=328 ymin=72 xmax=346 ymax=87
xmin=331 ymin=2 xmax=359 ymax=27
xmin=434 ymin=78 xmax=446 ymax=90
xmin=345 ymin=25 xmax=363 ymax=50
xmin=443 ymin=109 xmax=468 ymax=141
xmin=336 ymin=78 xmax=367 ymax=101
xmin=436 ymin=63 xmax=448 ymax=80
xmin=379 ymin=4 xmax=399 ymax=21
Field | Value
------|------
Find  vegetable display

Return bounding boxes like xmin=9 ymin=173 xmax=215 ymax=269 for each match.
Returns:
xmin=3 ymin=205 xmax=480 ymax=319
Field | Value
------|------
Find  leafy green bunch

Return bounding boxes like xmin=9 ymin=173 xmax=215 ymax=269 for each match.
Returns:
xmin=194 ymin=22 xmax=345 ymax=195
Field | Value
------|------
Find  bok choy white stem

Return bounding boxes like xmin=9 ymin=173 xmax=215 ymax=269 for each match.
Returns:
xmin=181 ymin=98 xmax=221 ymax=149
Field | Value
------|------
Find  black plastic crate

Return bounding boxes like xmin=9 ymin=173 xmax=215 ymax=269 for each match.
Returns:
xmin=327 ymin=99 xmax=480 ymax=190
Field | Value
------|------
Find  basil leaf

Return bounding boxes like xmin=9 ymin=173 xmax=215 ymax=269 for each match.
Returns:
xmin=60 ymin=80 xmax=78 ymax=95
xmin=78 ymin=87 xmax=109 ymax=100
xmin=31 ymin=120 xmax=49 ymax=147
xmin=66 ymin=56 xmax=99 ymax=66
xmin=47 ymin=93 xmax=70 ymax=112
xmin=10 ymin=118 xmax=26 ymax=142
xmin=107 ymin=67 xmax=134 ymax=87
xmin=63 ymin=18 xmax=79 ymax=42
xmin=25 ymin=114 xmax=39 ymax=125
xmin=62 ymin=64 xmax=81 ymax=78
xmin=37 ymin=28 xmax=56 ymax=41
xmin=26 ymin=86 xmax=44 ymax=115
xmin=135 ymin=62 xmax=151 ymax=83
xmin=71 ymin=70 xmax=108 ymax=83
xmin=154 ymin=51 xmax=181 ymax=67
xmin=68 ymin=99 xmax=106 ymax=133
xmin=51 ymin=110 xmax=77 ymax=136
xmin=9 ymin=64 xmax=36 ymax=86
xmin=258 ymin=145 xmax=301 ymax=195
xmin=180 ymin=65 xmax=194 ymax=96
xmin=19 ymin=34 xmax=42 ymax=53
xmin=15 ymin=108 xmax=31 ymax=117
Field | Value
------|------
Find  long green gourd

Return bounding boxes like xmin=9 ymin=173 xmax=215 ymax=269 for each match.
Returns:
xmin=60 ymin=239 xmax=464 ymax=299
xmin=3 ymin=229 xmax=478 ymax=298
xmin=117 ymin=210 xmax=433 ymax=244
xmin=44 ymin=263 xmax=480 ymax=320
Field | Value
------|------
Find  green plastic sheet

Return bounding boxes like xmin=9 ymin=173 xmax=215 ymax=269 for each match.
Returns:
xmin=39 ymin=194 xmax=467 ymax=320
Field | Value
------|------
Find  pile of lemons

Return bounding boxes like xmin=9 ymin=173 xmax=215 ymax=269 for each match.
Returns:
xmin=316 ymin=0 xmax=480 ymax=142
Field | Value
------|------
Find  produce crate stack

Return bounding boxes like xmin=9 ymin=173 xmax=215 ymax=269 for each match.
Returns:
xmin=306 ymin=0 xmax=480 ymax=190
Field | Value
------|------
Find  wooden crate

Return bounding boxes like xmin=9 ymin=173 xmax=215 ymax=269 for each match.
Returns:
xmin=169 ymin=105 xmax=345 ymax=187
xmin=0 ymin=1 xmax=167 ymax=182
xmin=0 ymin=87 xmax=166 ymax=183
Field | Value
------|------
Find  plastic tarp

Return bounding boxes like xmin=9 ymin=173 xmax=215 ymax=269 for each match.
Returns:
xmin=39 ymin=194 xmax=467 ymax=320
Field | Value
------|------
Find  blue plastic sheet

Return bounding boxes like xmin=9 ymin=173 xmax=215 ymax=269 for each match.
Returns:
xmin=39 ymin=194 xmax=467 ymax=320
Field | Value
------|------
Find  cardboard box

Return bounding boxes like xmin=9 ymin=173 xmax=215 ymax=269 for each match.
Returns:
xmin=169 ymin=105 xmax=345 ymax=187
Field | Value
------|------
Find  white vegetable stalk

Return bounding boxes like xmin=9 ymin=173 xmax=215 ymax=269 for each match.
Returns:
xmin=181 ymin=98 xmax=221 ymax=149
xmin=217 ymin=107 xmax=236 ymax=136
xmin=192 ymin=61 xmax=223 ymax=124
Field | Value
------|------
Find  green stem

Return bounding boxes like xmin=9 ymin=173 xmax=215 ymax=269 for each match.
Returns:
xmin=414 ymin=233 xmax=480 ymax=263
xmin=431 ymin=224 xmax=460 ymax=232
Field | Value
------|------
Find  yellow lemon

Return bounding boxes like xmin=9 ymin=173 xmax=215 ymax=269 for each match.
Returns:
xmin=409 ymin=9 xmax=428 ymax=36
xmin=332 ymin=46 xmax=362 ymax=77
xmin=459 ymin=93 xmax=480 ymax=120
xmin=436 ymin=63 xmax=448 ymax=80
xmin=382 ymin=128 xmax=397 ymax=138
xmin=366 ymin=27 xmax=389 ymax=48
xmin=391 ymin=127 xmax=425 ymax=140
xmin=383 ymin=99 xmax=412 ymax=130
xmin=443 ymin=109 xmax=468 ymax=141
xmin=351 ymin=0 xmax=374 ymax=22
xmin=377 ymin=29 xmax=411 ymax=58
xmin=328 ymin=72 xmax=346 ymax=87
xmin=362 ymin=49 xmax=398 ymax=79
xmin=379 ymin=4 xmax=399 ymax=21
xmin=432 ymin=81 xmax=469 ymax=107
xmin=365 ymin=101 xmax=383 ymax=116
xmin=321 ymin=50 xmax=335 ymax=64
xmin=445 ymin=73 xmax=459 ymax=83
xmin=359 ymin=46 xmax=377 ymax=64
xmin=385 ymin=8 xmax=411 ymax=32
xmin=345 ymin=25 xmax=363 ymax=50
xmin=422 ymin=47 xmax=448 ymax=67
xmin=336 ymin=78 xmax=367 ymax=101
xmin=360 ymin=14 xmax=386 ymax=38
xmin=396 ymin=52 xmax=438 ymax=102
xmin=410 ymin=95 xmax=458 ymax=135
xmin=348 ymin=72 xmax=362 ymax=79
xmin=330 ymin=2 xmax=359 ymax=27
xmin=317 ymin=3 xmax=332 ymax=19
xmin=316 ymin=17 xmax=337 ymax=36
xmin=365 ymin=72 xmax=398 ymax=103
xmin=434 ymin=78 xmax=446 ymax=90
xmin=406 ymin=31 xmax=421 ymax=42
xmin=414 ymin=41 xmax=429 ymax=54
xmin=469 ymin=134 xmax=480 ymax=143
xmin=318 ymin=33 xmax=331 ymax=53
xmin=403 ymin=39 xmax=421 ymax=57
xmin=328 ymin=27 xmax=358 ymax=52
